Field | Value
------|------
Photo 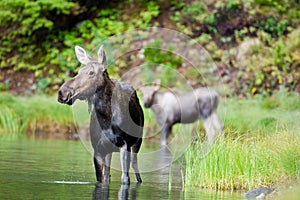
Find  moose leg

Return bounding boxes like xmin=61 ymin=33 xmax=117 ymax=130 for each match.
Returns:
xmin=160 ymin=124 xmax=172 ymax=146
xmin=120 ymin=145 xmax=131 ymax=184
xmin=211 ymin=112 xmax=223 ymax=135
xmin=94 ymin=155 xmax=104 ymax=183
xmin=131 ymin=139 xmax=142 ymax=183
xmin=103 ymin=153 xmax=112 ymax=184
xmin=203 ymin=115 xmax=216 ymax=143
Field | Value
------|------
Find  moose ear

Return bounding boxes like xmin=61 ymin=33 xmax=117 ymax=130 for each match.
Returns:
xmin=153 ymin=79 xmax=161 ymax=91
xmin=75 ymin=46 xmax=89 ymax=65
xmin=97 ymin=45 xmax=107 ymax=69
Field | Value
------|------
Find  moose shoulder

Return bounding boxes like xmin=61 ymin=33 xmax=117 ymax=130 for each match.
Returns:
xmin=58 ymin=45 xmax=144 ymax=185
xmin=140 ymin=80 xmax=222 ymax=146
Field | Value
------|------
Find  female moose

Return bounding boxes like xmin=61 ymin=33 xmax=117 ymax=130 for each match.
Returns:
xmin=58 ymin=45 xmax=144 ymax=185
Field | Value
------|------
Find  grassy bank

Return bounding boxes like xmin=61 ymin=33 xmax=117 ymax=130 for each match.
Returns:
xmin=185 ymin=93 xmax=300 ymax=190
xmin=0 ymin=93 xmax=75 ymax=135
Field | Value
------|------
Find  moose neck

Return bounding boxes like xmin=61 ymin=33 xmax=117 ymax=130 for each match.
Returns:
xmin=151 ymin=91 xmax=162 ymax=108
xmin=98 ymin=72 xmax=114 ymax=98
xmin=91 ymin=72 xmax=115 ymax=115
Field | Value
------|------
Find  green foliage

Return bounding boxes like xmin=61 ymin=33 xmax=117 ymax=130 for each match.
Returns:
xmin=256 ymin=17 xmax=290 ymax=37
xmin=185 ymin=96 xmax=300 ymax=190
xmin=0 ymin=0 xmax=160 ymax=94
xmin=241 ymin=28 xmax=300 ymax=95
xmin=254 ymin=0 xmax=300 ymax=18
xmin=1 ymin=0 xmax=300 ymax=97
xmin=0 ymin=83 xmax=11 ymax=91
xmin=144 ymin=39 xmax=182 ymax=68
xmin=142 ymin=39 xmax=183 ymax=86
xmin=168 ymin=0 xmax=299 ymax=95
xmin=136 ymin=1 xmax=160 ymax=27
xmin=0 ymin=0 xmax=75 ymax=67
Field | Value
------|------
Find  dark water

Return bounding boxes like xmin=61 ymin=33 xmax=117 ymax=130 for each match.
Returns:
xmin=0 ymin=136 xmax=243 ymax=200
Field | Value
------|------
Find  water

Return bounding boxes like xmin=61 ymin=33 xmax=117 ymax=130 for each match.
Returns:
xmin=0 ymin=137 xmax=243 ymax=199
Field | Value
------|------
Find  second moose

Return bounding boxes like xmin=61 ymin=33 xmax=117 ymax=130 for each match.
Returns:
xmin=140 ymin=80 xmax=222 ymax=146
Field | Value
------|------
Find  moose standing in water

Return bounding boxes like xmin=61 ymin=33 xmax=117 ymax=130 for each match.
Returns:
xmin=140 ymin=80 xmax=222 ymax=146
xmin=58 ymin=45 xmax=144 ymax=185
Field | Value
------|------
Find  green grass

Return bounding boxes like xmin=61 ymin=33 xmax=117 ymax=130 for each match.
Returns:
xmin=185 ymin=93 xmax=300 ymax=190
xmin=0 ymin=93 xmax=75 ymax=134
xmin=185 ymin=132 xmax=300 ymax=190
xmin=219 ymin=94 xmax=300 ymax=135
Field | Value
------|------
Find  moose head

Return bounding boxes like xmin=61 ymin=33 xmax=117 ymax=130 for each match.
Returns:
xmin=139 ymin=79 xmax=161 ymax=108
xmin=58 ymin=45 xmax=108 ymax=105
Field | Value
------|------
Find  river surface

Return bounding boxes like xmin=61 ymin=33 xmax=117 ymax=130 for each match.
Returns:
xmin=0 ymin=136 xmax=244 ymax=199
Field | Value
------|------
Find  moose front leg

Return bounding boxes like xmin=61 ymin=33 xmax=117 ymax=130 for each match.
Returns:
xmin=131 ymin=139 xmax=142 ymax=183
xmin=120 ymin=145 xmax=131 ymax=185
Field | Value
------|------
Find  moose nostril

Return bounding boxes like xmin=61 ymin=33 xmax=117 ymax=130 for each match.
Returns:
xmin=58 ymin=89 xmax=64 ymax=102
xmin=144 ymin=102 xmax=150 ymax=108
xmin=58 ymin=90 xmax=62 ymax=97
xmin=58 ymin=88 xmax=70 ymax=102
xmin=58 ymin=87 xmax=74 ymax=103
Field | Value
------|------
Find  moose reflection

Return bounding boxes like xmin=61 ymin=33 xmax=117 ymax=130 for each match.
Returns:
xmin=58 ymin=45 xmax=144 ymax=184
xmin=140 ymin=80 xmax=222 ymax=146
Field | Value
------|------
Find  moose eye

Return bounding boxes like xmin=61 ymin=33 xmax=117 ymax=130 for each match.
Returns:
xmin=89 ymin=71 xmax=94 ymax=76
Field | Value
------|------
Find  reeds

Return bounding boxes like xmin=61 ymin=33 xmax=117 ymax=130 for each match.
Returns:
xmin=0 ymin=93 xmax=74 ymax=134
xmin=0 ymin=107 xmax=28 ymax=134
xmin=184 ymin=95 xmax=300 ymax=190
xmin=185 ymin=131 xmax=300 ymax=190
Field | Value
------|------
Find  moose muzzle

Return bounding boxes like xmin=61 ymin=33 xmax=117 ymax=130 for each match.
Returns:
xmin=58 ymin=86 xmax=74 ymax=105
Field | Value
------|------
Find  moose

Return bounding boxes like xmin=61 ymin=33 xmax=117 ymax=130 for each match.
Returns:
xmin=140 ymin=80 xmax=222 ymax=146
xmin=58 ymin=45 xmax=144 ymax=185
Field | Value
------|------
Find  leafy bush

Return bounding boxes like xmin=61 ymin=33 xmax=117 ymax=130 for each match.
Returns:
xmin=244 ymin=28 xmax=300 ymax=95
xmin=144 ymin=39 xmax=182 ymax=68
xmin=0 ymin=0 xmax=160 ymax=94
xmin=1 ymin=0 xmax=300 ymax=97
xmin=0 ymin=0 xmax=75 ymax=69
xmin=142 ymin=39 xmax=183 ymax=86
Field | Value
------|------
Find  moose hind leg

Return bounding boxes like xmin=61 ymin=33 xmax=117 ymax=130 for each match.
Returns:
xmin=160 ymin=124 xmax=172 ymax=146
xmin=120 ymin=145 xmax=131 ymax=184
xmin=94 ymin=155 xmax=104 ymax=183
xmin=203 ymin=115 xmax=216 ymax=143
xmin=103 ymin=153 xmax=112 ymax=184
xmin=211 ymin=112 xmax=223 ymax=135
xmin=131 ymin=139 xmax=142 ymax=183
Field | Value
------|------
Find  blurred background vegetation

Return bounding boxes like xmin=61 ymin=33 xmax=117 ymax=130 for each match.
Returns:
xmin=0 ymin=0 xmax=299 ymax=96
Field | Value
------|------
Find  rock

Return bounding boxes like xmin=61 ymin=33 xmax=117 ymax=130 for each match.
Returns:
xmin=243 ymin=187 xmax=276 ymax=199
